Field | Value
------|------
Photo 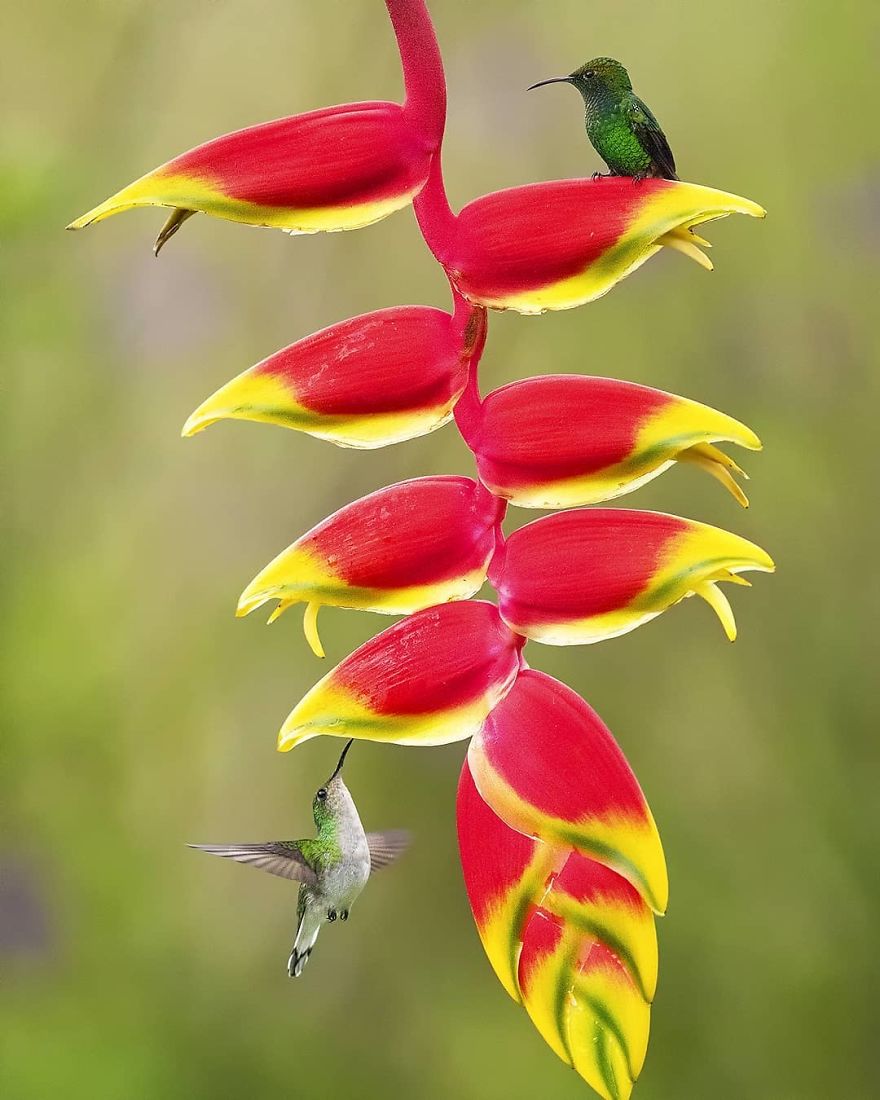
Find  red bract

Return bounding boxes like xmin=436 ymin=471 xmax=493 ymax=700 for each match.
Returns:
xmin=237 ymin=476 xmax=504 ymax=656
xmin=415 ymin=164 xmax=764 ymax=314
xmin=460 ymin=374 xmax=760 ymax=508
xmin=67 ymin=0 xmax=445 ymax=252
xmin=278 ymin=600 xmax=525 ymax=750
xmin=491 ymin=508 xmax=774 ymax=645
xmin=457 ymin=759 xmax=657 ymax=1100
xmin=184 ymin=300 xmax=487 ymax=448
xmin=468 ymin=669 xmax=667 ymax=914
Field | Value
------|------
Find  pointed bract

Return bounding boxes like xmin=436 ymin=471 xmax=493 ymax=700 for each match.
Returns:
xmin=278 ymin=600 xmax=524 ymax=750
xmin=491 ymin=509 xmax=774 ymax=644
xmin=457 ymin=760 xmax=658 ymax=1099
xmin=468 ymin=670 xmax=667 ymax=915
xmin=420 ymin=177 xmax=764 ymax=314
xmin=238 ymin=476 xmax=505 ymax=656
xmin=67 ymin=104 xmax=434 ymax=246
xmin=68 ymin=0 xmax=448 ymax=249
xmin=469 ymin=375 xmax=760 ymax=509
xmin=183 ymin=305 xmax=486 ymax=447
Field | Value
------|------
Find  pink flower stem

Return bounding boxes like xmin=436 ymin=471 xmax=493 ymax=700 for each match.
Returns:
xmin=386 ymin=0 xmax=447 ymax=146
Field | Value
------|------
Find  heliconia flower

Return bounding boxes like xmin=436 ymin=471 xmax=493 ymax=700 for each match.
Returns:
xmin=491 ymin=508 xmax=775 ymax=645
xmin=181 ymin=302 xmax=487 ymax=447
xmin=460 ymin=374 xmax=760 ymax=509
xmin=468 ymin=669 xmax=667 ymax=916
xmin=414 ymin=166 xmax=764 ymax=314
xmin=278 ymin=600 xmax=524 ymax=751
xmin=236 ymin=476 xmax=505 ymax=657
xmin=457 ymin=760 xmax=657 ymax=1100
xmin=66 ymin=0 xmax=446 ymax=252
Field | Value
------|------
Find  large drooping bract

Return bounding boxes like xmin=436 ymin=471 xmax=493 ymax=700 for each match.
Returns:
xmin=70 ymin=3 xmax=772 ymax=1097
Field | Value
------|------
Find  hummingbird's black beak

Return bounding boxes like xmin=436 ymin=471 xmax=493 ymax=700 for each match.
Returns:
xmin=527 ymin=77 xmax=572 ymax=91
xmin=328 ymin=738 xmax=354 ymax=782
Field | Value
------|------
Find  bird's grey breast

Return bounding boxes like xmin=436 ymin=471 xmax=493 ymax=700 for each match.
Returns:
xmin=327 ymin=819 xmax=370 ymax=901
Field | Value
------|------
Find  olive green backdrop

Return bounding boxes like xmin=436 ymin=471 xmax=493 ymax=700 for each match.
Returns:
xmin=3 ymin=2 xmax=877 ymax=1097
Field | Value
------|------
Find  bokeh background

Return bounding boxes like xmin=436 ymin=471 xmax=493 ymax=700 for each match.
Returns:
xmin=3 ymin=1 xmax=878 ymax=1097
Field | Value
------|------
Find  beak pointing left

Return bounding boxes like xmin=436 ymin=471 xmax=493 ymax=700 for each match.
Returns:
xmin=527 ymin=77 xmax=571 ymax=91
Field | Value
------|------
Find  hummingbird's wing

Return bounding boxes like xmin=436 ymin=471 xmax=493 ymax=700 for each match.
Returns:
xmin=628 ymin=96 xmax=677 ymax=180
xmin=365 ymin=830 xmax=411 ymax=871
xmin=188 ymin=842 xmax=318 ymax=885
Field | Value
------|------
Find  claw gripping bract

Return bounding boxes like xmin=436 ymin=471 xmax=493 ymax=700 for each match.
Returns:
xmin=70 ymin=2 xmax=772 ymax=1096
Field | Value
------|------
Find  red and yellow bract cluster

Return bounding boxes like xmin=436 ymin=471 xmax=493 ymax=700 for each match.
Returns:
xmin=69 ymin=2 xmax=773 ymax=1097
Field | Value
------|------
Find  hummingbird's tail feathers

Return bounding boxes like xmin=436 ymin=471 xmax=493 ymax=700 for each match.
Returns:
xmin=366 ymin=829 xmax=411 ymax=872
xmin=187 ymin=842 xmax=318 ymax=885
xmin=288 ymin=908 xmax=322 ymax=977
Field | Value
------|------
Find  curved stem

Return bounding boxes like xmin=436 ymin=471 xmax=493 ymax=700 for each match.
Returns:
xmin=413 ymin=151 xmax=457 ymax=264
xmin=451 ymin=287 xmax=487 ymax=452
xmin=385 ymin=0 xmax=446 ymax=145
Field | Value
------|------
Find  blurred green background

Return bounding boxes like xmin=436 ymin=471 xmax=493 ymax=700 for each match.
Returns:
xmin=3 ymin=1 xmax=878 ymax=1097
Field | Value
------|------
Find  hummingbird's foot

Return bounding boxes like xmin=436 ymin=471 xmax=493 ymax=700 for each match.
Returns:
xmin=631 ymin=172 xmax=648 ymax=184
xmin=591 ymin=171 xmax=605 ymax=181
xmin=327 ymin=909 xmax=337 ymax=922
xmin=340 ymin=910 xmax=349 ymax=922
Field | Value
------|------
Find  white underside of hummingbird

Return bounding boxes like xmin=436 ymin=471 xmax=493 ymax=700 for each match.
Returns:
xmin=190 ymin=740 xmax=410 ymax=977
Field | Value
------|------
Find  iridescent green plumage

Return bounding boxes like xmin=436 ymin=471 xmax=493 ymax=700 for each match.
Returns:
xmin=529 ymin=56 xmax=677 ymax=181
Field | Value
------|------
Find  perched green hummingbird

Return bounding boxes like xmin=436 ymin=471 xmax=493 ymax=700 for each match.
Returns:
xmin=190 ymin=740 xmax=410 ymax=977
xmin=529 ymin=57 xmax=678 ymax=181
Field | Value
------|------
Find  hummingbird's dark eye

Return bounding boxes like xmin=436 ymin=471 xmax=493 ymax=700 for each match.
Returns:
xmin=317 ymin=787 xmax=328 ymax=801
xmin=584 ymin=70 xmax=595 ymax=79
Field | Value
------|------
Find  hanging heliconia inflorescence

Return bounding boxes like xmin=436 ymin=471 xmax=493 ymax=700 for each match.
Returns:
xmin=69 ymin=3 xmax=773 ymax=1097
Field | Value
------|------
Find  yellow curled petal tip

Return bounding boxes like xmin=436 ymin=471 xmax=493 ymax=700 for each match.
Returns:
xmin=696 ymin=580 xmax=738 ymax=641
xmin=267 ymin=600 xmax=296 ymax=625
xmin=659 ymin=229 xmax=714 ymax=271
xmin=678 ymin=445 xmax=750 ymax=508
xmin=181 ymin=408 xmax=213 ymax=438
xmin=277 ymin=726 xmax=312 ymax=753
xmin=236 ymin=578 xmax=272 ymax=618
xmin=303 ymin=602 xmax=326 ymax=659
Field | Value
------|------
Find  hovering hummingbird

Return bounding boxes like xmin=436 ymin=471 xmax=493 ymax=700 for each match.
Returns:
xmin=190 ymin=740 xmax=410 ymax=977
xmin=529 ymin=57 xmax=678 ymax=181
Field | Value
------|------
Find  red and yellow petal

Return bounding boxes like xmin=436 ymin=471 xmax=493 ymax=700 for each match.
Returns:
xmin=67 ymin=103 xmax=432 ymax=248
xmin=491 ymin=508 xmax=775 ymax=645
xmin=182 ymin=304 xmax=486 ymax=448
xmin=517 ymin=910 xmax=651 ymax=1100
xmin=545 ymin=851 xmax=658 ymax=1004
xmin=567 ymin=938 xmax=652 ymax=1100
xmin=456 ymin=761 xmax=563 ymax=1001
xmin=468 ymin=670 xmax=667 ymax=915
xmin=278 ymin=600 xmax=524 ymax=750
xmin=458 ymin=759 xmax=659 ymax=1098
xmin=470 ymin=375 xmax=761 ymax=509
xmin=237 ymin=476 xmax=505 ymax=656
xmin=429 ymin=177 xmax=764 ymax=314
